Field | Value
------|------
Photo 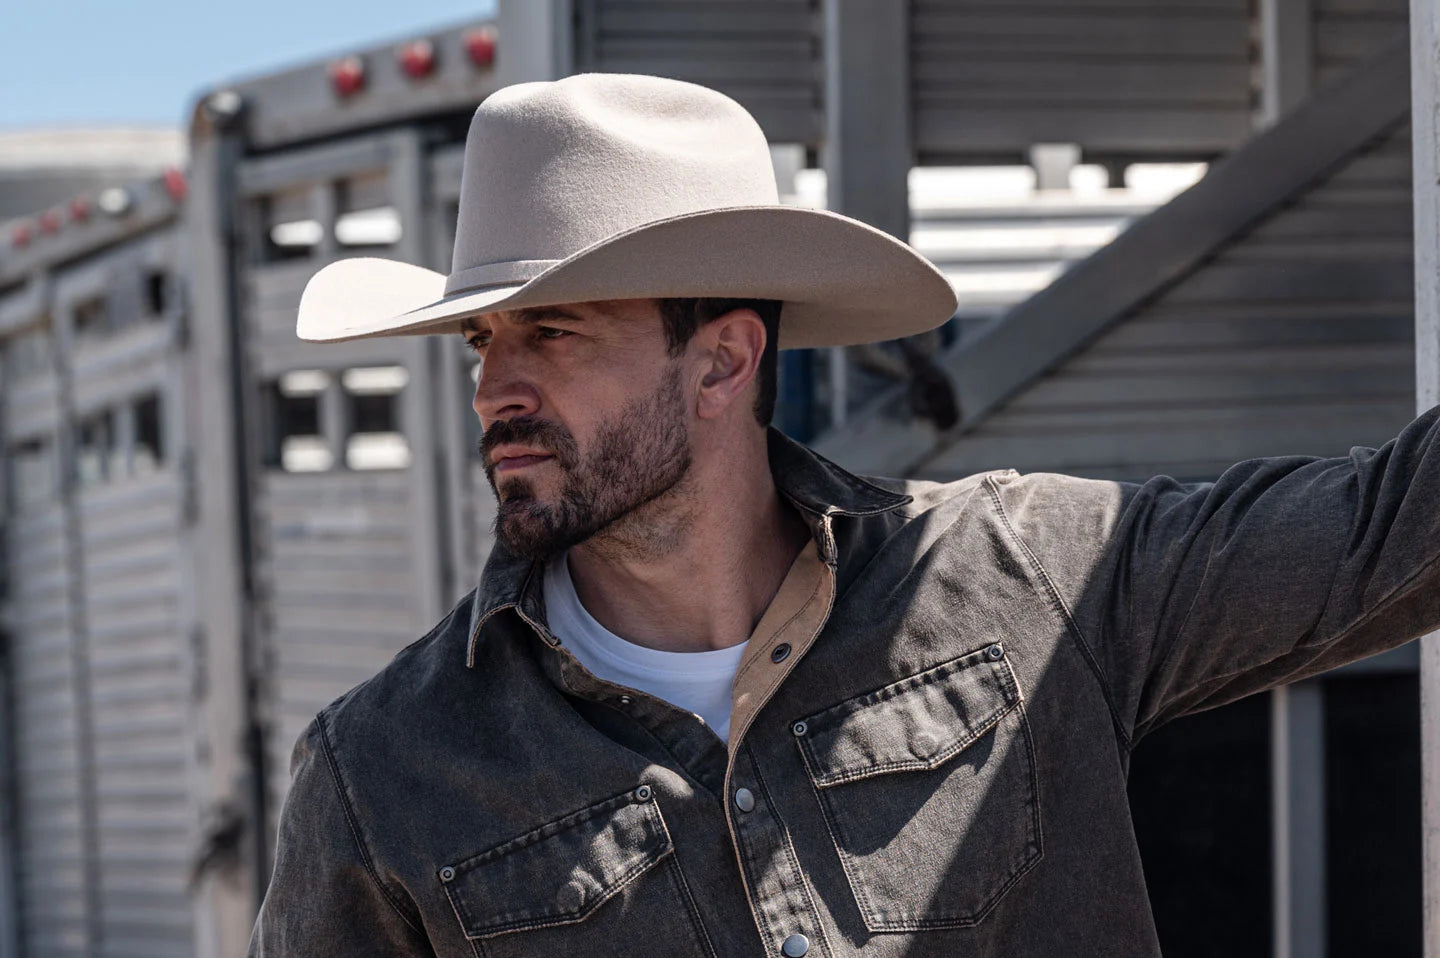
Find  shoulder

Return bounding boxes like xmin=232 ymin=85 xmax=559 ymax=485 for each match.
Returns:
xmin=854 ymin=467 xmax=1129 ymax=521
xmin=856 ymin=467 xmax=1148 ymax=566
xmin=312 ymin=590 xmax=476 ymax=749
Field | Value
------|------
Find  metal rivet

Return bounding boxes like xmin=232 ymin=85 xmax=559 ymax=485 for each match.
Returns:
xmin=618 ymin=694 xmax=633 ymax=706
xmin=986 ymin=643 xmax=1004 ymax=661
xmin=439 ymin=866 xmax=455 ymax=882
xmin=734 ymin=787 xmax=756 ymax=813
xmin=633 ymin=784 xmax=652 ymax=802
xmin=770 ymin=642 xmax=791 ymax=663
xmin=792 ymin=720 xmax=808 ymax=737
xmin=782 ymin=933 xmax=810 ymax=956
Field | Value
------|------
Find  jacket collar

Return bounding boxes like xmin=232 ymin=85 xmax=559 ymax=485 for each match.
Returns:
xmin=464 ymin=424 xmax=912 ymax=667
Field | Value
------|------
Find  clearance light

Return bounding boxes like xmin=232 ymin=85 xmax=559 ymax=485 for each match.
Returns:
xmin=163 ymin=167 xmax=187 ymax=202
xmin=98 ymin=187 xmax=134 ymax=217
xmin=38 ymin=210 xmax=61 ymax=234
xmin=329 ymin=56 xmax=366 ymax=98
xmin=464 ymin=27 xmax=497 ymax=69
xmin=399 ymin=39 xmax=436 ymax=79
xmin=11 ymin=222 xmax=33 ymax=249
xmin=70 ymin=196 xmax=92 ymax=222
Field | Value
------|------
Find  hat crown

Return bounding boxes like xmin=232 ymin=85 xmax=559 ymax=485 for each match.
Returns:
xmin=448 ymin=73 xmax=780 ymax=294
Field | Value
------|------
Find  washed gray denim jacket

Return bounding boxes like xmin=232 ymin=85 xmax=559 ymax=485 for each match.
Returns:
xmin=249 ymin=406 xmax=1440 ymax=957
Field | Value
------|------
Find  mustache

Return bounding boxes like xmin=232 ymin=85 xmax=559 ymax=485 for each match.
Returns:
xmin=478 ymin=419 xmax=574 ymax=465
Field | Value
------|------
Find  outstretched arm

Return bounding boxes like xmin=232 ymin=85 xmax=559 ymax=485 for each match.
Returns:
xmin=996 ymin=403 xmax=1440 ymax=745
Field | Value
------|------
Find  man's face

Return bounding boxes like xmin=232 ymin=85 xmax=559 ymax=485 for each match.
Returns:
xmin=465 ymin=299 xmax=694 ymax=562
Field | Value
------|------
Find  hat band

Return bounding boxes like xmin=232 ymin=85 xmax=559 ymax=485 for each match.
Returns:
xmin=444 ymin=259 xmax=560 ymax=296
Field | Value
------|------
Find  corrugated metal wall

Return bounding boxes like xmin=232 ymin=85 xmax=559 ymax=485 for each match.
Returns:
xmin=8 ymin=499 xmax=86 ymax=957
xmin=0 ymin=225 xmax=198 ymax=956
xmin=574 ymin=0 xmax=823 ymax=145
xmin=62 ymin=231 xmax=196 ymax=958
xmin=911 ymin=0 xmax=1254 ymax=162
xmin=1314 ymin=0 xmax=1410 ymax=88
xmin=919 ymin=120 xmax=1415 ymax=482
xmin=0 ymin=284 xmax=89 ymax=956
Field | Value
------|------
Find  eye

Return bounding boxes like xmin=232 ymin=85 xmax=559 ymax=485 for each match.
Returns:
xmin=537 ymin=326 xmax=572 ymax=340
xmin=462 ymin=335 xmax=487 ymax=353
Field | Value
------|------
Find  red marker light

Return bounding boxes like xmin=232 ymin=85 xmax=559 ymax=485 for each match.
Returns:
xmin=464 ymin=27 xmax=496 ymax=68
xmin=38 ymin=210 xmax=61 ymax=234
xmin=399 ymin=39 xmax=435 ymax=79
xmin=163 ymin=167 xmax=187 ymax=201
xmin=70 ymin=196 xmax=92 ymax=222
xmin=11 ymin=222 xmax=32 ymax=249
xmin=328 ymin=55 xmax=366 ymax=97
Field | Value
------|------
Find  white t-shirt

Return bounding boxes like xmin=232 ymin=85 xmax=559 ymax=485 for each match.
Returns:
xmin=542 ymin=549 xmax=747 ymax=742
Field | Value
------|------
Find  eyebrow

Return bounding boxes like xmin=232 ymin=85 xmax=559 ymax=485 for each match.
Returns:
xmin=460 ymin=306 xmax=588 ymax=335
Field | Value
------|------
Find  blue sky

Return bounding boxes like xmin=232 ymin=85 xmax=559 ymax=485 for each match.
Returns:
xmin=2 ymin=1 xmax=497 ymax=131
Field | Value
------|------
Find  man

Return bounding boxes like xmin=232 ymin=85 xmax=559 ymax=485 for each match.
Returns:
xmin=251 ymin=73 xmax=1440 ymax=956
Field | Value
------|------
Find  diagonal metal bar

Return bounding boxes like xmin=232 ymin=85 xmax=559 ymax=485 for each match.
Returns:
xmin=813 ymin=28 xmax=1414 ymax=478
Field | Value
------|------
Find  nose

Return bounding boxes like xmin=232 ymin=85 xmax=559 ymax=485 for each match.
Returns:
xmin=471 ymin=344 xmax=541 ymax=424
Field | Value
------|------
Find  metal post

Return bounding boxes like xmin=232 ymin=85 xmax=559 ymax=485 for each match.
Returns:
xmin=182 ymin=90 xmax=264 ymax=958
xmin=390 ymin=129 xmax=449 ymax=627
xmin=1408 ymin=0 xmax=1440 ymax=951
xmin=822 ymin=0 xmax=911 ymax=429
xmin=497 ymin=0 xmax=574 ymax=85
xmin=1271 ymin=681 xmax=1327 ymax=958
xmin=1258 ymin=0 xmax=1313 ymax=128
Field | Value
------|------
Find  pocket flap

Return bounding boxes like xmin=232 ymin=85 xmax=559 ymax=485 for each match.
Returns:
xmin=797 ymin=643 xmax=1019 ymax=788
xmin=441 ymin=788 xmax=673 ymax=939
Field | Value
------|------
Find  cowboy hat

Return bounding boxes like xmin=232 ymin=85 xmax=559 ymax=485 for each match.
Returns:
xmin=296 ymin=72 xmax=957 ymax=349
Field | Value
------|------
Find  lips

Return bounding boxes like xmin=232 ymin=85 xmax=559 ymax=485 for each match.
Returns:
xmin=494 ymin=453 xmax=553 ymax=473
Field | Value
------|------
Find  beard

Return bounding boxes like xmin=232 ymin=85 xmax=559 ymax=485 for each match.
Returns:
xmin=479 ymin=360 xmax=694 ymax=563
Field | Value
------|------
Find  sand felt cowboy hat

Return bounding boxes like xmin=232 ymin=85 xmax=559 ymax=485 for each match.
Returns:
xmin=296 ymin=72 xmax=958 ymax=349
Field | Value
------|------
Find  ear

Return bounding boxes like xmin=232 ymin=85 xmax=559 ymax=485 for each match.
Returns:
xmin=694 ymin=308 xmax=766 ymax=421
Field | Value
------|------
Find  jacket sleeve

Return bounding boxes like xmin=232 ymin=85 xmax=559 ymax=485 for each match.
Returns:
xmin=248 ymin=713 xmax=436 ymax=957
xmin=999 ymin=402 xmax=1440 ymax=746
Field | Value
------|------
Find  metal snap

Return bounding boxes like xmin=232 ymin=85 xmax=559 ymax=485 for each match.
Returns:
xmin=734 ymin=787 xmax=756 ymax=813
xmin=782 ymin=933 xmax=810 ymax=956
xmin=770 ymin=643 xmax=792 ymax=663
xmin=618 ymin=694 xmax=633 ymax=706
xmin=792 ymin=720 xmax=808 ymax=737
xmin=439 ymin=866 xmax=455 ymax=882
xmin=633 ymin=784 xmax=653 ymax=802
xmin=986 ymin=643 xmax=1004 ymax=661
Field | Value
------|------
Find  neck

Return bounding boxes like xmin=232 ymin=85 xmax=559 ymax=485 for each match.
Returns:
xmin=563 ymin=428 xmax=813 ymax=653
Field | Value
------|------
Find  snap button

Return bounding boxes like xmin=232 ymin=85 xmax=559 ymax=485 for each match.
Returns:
xmin=633 ymin=784 xmax=652 ymax=802
xmin=792 ymin=720 xmax=808 ymax=737
xmin=618 ymin=694 xmax=633 ymax=706
xmin=734 ymin=787 xmax=756 ymax=813
xmin=782 ymin=933 xmax=810 ymax=956
xmin=770 ymin=642 xmax=791 ymax=663
xmin=986 ymin=643 xmax=1004 ymax=661
xmin=439 ymin=866 xmax=455 ymax=882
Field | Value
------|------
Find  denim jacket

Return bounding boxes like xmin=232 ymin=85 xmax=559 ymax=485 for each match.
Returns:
xmin=249 ymin=406 xmax=1440 ymax=957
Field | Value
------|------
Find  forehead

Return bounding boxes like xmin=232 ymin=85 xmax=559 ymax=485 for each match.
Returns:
xmin=458 ymin=299 xmax=657 ymax=334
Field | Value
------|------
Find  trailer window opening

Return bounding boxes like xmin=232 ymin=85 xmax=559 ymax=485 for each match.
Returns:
xmin=267 ymin=369 xmax=331 ymax=472
xmin=335 ymin=206 xmax=402 ymax=248
xmin=133 ymin=392 xmax=164 ymax=476
xmin=75 ymin=408 xmax=117 ymax=488
xmin=343 ymin=365 xmax=410 ymax=470
xmin=73 ymin=295 xmax=108 ymax=338
xmin=145 ymin=270 xmax=169 ymax=317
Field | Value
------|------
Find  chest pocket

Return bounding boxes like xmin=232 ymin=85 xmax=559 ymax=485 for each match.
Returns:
xmin=439 ymin=788 xmax=716 ymax=957
xmin=795 ymin=642 xmax=1042 ymax=932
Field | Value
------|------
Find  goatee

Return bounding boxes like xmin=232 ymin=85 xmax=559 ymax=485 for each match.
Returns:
xmin=479 ymin=361 xmax=693 ymax=562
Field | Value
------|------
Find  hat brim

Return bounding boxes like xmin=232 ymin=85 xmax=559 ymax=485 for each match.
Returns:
xmin=296 ymin=205 xmax=958 ymax=349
